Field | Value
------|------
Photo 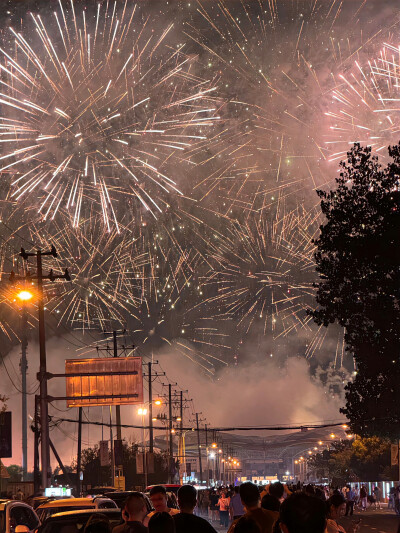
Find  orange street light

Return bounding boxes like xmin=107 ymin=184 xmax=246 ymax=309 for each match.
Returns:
xmin=341 ymin=424 xmax=348 ymax=429
xmin=211 ymin=442 xmax=217 ymax=448
xmin=17 ymin=290 xmax=33 ymax=302
xmin=138 ymin=408 xmax=147 ymax=416
xmin=330 ymin=433 xmax=335 ymax=439
xmin=308 ymin=451 xmax=312 ymax=455
xmin=318 ymin=441 xmax=323 ymax=445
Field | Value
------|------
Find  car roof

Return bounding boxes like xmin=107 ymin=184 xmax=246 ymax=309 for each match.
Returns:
xmin=49 ymin=508 xmax=121 ymax=519
xmin=37 ymin=497 xmax=98 ymax=509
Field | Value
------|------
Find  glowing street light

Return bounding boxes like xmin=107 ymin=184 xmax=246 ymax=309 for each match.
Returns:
xmin=17 ymin=290 xmax=33 ymax=302
xmin=154 ymin=399 xmax=162 ymax=406
xmin=138 ymin=408 xmax=148 ymax=416
xmin=330 ymin=433 xmax=336 ymax=439
xmin=211 ymin=442 xmax=217 ymax=448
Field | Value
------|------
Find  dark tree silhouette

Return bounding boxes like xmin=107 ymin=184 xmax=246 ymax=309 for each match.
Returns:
xmin=311 ymin=143 xmax=400 ymax=439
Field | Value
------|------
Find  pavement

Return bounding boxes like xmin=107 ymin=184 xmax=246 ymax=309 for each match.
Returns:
xmin=339 ymin=508 xmax=399 ymax=533
xmin=201 ymin=507 xmax=400 ymax=533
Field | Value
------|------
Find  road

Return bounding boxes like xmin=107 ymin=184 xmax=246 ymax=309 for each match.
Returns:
xmin=340 ymin=509 xmax=399 ymax=533
xmin=204 ymin=508 xmax=400 ymax=533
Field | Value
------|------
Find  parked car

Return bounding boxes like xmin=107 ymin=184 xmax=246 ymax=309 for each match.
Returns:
xmin=145 ymin=484 xmax=181 ymax=495
xmin=104 ymin=492 xmax=153 ymax=512
xmin=36 ymin=497 xmax=117 ymax=523
xmin=35 ymin=509 xmax=122 ymax=533
xmin=23 ymin=498 xmax=54 ymax=511
xmin=0 ymin=499 xmax=40 ymax=533
xmin=84 ymin=487 xmax=116 ymax=497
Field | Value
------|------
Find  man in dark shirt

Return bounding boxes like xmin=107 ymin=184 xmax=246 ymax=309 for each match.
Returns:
xmin=173 ymin=485 xmax=217 ymax=533
xmin=228 ymin=483 xmax=276 ymax=533
xmin=112 ymin=492 xmax=148 ymax=533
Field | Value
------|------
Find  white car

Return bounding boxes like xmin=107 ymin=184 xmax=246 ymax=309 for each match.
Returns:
xmin=0 ymin=499 xmax=40 ymax=533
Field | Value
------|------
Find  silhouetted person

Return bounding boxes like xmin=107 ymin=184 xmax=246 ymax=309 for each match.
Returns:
xmin=280 ymin=493 xmax=326 ymax=533
xmin=173 ymin=485 xmax=216 ymax=533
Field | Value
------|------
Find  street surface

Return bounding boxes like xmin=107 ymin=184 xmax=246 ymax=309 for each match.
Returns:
xmin=340 ymin=508 xmax=399 ymax=533
xmin=202 ymin=508 xmax=400 ymax=533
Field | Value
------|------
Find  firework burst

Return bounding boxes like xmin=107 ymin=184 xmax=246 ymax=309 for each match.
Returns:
xmin=0 ymin=0 xmax=220 ymax=229
xmin=325 ymin=43 xmax=400 ymax=162
xmin=29 ymin=212 xmax=147 ymax=330
xmin=204 ymin=204 xmax=320 ymax=340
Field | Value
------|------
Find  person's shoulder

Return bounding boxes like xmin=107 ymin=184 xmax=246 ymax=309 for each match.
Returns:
xmin=169 ymin=508 xmax=180 ymax=515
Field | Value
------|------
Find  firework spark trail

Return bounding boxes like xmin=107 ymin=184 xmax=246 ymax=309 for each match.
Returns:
xmin=0 ymin=1 xmax=221 ymax=228
xmin=200 ymin=204 xmax=320 ymax=340
xmin=325 ymin=43 xmax=400 ymax=161
xmin=28 ymin=212 xmax=148 ymax=330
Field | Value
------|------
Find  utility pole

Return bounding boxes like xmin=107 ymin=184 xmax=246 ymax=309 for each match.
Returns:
xmin=99 ymin=329 xmax=130 ymax=488
xmin=20 ymin=304 xmax=28 ymax=481
xmin=33 ymin=395 xmax=40 ymax=494
xmin=196 ymin=413 xmax=203 ymax=484
xmin=13 ymin=246 xmax=70 ymax=491
xmin=168 ymin=384 xmax=173 ymax=483
xmin=142 ymin=361 xmax=164 ymax=454
xmin=77 ymin=407 xmax=82 ymax=496
xmin=205 ymin=424 xmax=209 ymax=486
xmin=148 ymin=362 xmax=153 ymax=453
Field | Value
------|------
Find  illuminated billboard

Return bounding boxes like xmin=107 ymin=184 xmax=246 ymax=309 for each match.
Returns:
xmin=65 ymin=357 xmax=143 ymax=407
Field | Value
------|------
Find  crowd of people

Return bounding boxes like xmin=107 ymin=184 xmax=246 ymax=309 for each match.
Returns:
xmin=86 ymin=481 xmax=374 ymax=533
xmin=49 ymin=480 xmax=400 ymax=532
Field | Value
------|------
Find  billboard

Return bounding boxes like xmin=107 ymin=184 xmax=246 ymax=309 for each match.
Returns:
xmin=65 ymin=357 xmax=143 ymax=407
xmin=0 ymin=412 xmax=11 ymax=458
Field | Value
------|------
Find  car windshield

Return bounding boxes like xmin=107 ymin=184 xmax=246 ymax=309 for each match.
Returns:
xmin=40 ymin=514 xmax=122 ymax=533
xmin=43 ymin=506 xmax=95 ymax=521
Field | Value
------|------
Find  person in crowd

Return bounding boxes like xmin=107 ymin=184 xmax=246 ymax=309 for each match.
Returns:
xmin=235 ymin=516 xmax=261 ymax=533
xmin=85 ymin=514 xmax=111 ymax=533
xmin=210 ymin=489 xmax=219 ymax=522
xmin=269 ymin=483 xmax=285 ymax=503
xmin=359 ymin=485 xmax=367 ymax=511
xmin=261 ymin=494 xmax=280 ymax=516
xmin=373 ymin=485 xmax=381 ymax=510
xmin=144 ymin=486 xmax=180 ymax=526
xmin=345 ymin=486 xmax=355 ymax=516
xmin=15 ymin=489 xmax=24 ymax=501
xmin=112 ymin=492 xmax=148 ymax=533
xmin=389 ymin=486 xmax=396 ymax=510
xmin=279 ymin=492 xmax=327 ymax=533
xmin=173 ymin=485 xmax=217 ymax=533
xmin=218 ymin=488 xmax=231 ymax=528
xmin=148 ymin=512 xmax=175 ymax=533
xmin=260 ymin=485 xmax=269 ymax=501
xmin=327 ymin=493 xmax=360 ymax=533
xmin=230 ymin=486 xmax=245 ymax=521
xmin=228 ymin=482 xmax=277 ymax=533
xmin=202 ymin=489 xmax=211 ymax=517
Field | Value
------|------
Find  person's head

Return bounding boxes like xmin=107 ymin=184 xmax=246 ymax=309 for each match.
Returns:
xmin=123 ymin=492 xmax=147 ymax=522
xmin=239 ymin=482 xmax=260 ymax=510
xmin=269 ymin=482 xmax=284 ymax=500
xmin=234 ymin=486 xmax=240 ymax=494
xmin=280 ymin=493 xmax=327 ymax=533
xmin=177 ymin=485 xmax=197 ymax=513
xmin=148 ymin=512 xmax=175 ymax=533
xmin=235 ymin=516 xmax=261 ymax=533
xmin=149 ymin=485 xmax=168 ymax=512
xmin=261 ymin=494 xmax=280 ymax=512
xmin=305 ymin=484 xmax=315 ymax=496
xmin=327 ymin=494 xmax=346 ymax=519
xmin=83 ymin=514 xmax=111 ymax=533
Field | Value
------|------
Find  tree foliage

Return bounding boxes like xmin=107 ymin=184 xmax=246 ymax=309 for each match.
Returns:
xmin=75 ymin=441 xmax=169 ymax=489
xmin=308 ymin=437 xmax=394 ymax=484
xmin=311 ymin=143 xmax=400 ymax=439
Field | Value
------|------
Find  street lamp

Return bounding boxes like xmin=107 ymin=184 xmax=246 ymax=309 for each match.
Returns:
xmin=16 ymin=288 xmax=33 ymax=482
xmin=16 ymin=290 xmax=33 ymax=302
xmin=137 ymin=407 xmax=148 ymax=488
